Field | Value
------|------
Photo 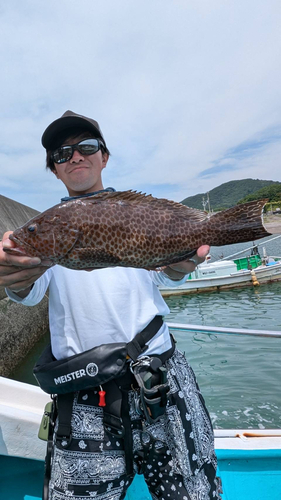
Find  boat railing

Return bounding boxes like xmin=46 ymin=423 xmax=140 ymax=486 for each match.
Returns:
xmin=166 ymin=322 xmax=281 ymax=338
xmin=217 ymin=234 xmax=281 ymax=262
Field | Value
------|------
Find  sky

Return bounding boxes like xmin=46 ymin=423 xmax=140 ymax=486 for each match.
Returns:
xmin=1 ymin=0 xmax=281 ymax=212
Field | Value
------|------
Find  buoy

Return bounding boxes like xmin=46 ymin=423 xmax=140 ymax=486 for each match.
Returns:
xmin=251 ymin=269 xmax=259 ymax=286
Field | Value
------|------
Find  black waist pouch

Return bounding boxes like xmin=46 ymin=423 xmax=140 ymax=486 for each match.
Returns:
xmin=33 ymin=316 xmax=164 ymax=395
xmin=33 ymin=342 xmax=128 ymax=394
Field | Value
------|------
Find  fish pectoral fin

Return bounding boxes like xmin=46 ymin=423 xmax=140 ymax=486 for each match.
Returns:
xmin=54 ymin=228 xmax=81 ymax=257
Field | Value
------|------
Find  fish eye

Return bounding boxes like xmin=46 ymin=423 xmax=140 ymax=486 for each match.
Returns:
xmin=27 ymin=224 xmax=37 ymax=233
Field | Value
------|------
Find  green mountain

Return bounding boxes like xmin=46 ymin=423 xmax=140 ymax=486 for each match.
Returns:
xmin=181 ymin=179 xmax=279 ymax=211
xmin=238 ymin=182 xmax=281 ymax=204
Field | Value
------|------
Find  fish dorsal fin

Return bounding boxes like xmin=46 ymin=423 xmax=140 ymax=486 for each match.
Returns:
xmin=82 ymin=190 xmax=208 ymax=222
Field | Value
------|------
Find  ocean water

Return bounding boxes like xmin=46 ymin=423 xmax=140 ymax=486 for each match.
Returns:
xmin=165 ymin=281 xmax=281 ymax=429
xmin=10 ymin=236 xmax=281 ymax=430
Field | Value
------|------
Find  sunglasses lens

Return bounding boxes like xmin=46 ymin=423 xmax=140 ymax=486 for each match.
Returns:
xmin=78 ymin=139 xmax=100 ymax=155
xmin=52 ymin=139 xmax=102 ymax=164
xmin=52 ymin=146 xmax=72 ymax=164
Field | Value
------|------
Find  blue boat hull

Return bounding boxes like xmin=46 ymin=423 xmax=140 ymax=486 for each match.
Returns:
xmin=2 ymin=448 xmax=281 ymax=500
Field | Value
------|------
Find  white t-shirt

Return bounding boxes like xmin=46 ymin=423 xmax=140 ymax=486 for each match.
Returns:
xmin=7 ymin=266 xmax=187 ymax=360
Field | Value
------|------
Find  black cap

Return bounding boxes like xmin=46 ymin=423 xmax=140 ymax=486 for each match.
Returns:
xmin=41 ymin=110 xmax=107 ymax=150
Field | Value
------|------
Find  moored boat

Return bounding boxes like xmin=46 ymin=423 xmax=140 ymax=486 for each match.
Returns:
xmin=159 ymin=237 xmax=281 ymax=296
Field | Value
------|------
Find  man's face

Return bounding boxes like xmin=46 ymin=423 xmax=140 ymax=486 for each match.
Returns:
xmin=52 ymin=134 xmax=109 ymax=196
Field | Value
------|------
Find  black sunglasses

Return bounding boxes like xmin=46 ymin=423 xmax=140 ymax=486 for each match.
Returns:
xmin=51 ymin=138 xmax=105 ymax=164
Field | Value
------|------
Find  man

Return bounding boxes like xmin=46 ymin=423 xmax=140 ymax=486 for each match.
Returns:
xmin=0 ymin=111 xmax=222 ymax=499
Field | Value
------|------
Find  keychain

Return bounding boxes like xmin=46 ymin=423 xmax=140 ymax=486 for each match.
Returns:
xmin=98 ymin=385 xmax=106 ymax=407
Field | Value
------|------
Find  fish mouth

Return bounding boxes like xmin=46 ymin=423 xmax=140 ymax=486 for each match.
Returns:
xmin=7 ymin=234 xmax=36 ymax=255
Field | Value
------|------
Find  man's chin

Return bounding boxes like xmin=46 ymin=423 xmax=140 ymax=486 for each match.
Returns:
xmin=67 ymin=183 xmax=101 ymax=196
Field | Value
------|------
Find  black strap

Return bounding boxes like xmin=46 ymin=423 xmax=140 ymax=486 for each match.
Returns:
xmin=43 ymin=399 xmax=56 ymax=500
xmin=127 ymin=315 xmax=163 ymax=362
xmin=56 ymin=393 xmax=75 ymax=442
xmin=103 ymin=380 xmax=125 ymax=436
xmin=43 ymin=439 xmax=53 ymax=500
xmin=120 ymin=386 xmax=134 ymax=475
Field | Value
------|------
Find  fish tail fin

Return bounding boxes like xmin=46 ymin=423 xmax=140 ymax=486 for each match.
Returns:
xmin=207 ymin=199 xmax=272 ymax=247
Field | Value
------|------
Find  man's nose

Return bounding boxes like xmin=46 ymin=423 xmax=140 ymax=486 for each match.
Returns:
xmin=70 ymin=149 xmax=85 ymax=163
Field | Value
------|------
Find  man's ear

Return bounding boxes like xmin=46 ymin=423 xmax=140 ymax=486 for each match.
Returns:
xmin=101 ymin=153 xmax=109 ymax=169
xmin=52 ymin=168 xmax=59 ymax=178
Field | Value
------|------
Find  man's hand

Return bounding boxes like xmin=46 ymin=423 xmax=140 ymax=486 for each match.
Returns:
xmin=0 ymin=231 xmax=51 ymax=296
xmin=162 ymin=245 xmax=210 ymax=281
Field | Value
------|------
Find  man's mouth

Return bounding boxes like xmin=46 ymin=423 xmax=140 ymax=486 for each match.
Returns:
xmin=70 ymin=165 xmax=88 ymax=173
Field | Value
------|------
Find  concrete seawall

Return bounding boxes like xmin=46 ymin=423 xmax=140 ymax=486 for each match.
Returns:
xmin=0 ymin=296 xmax=49 ymax=376
xmin=0 ymin=195 xmax=49 ymax=377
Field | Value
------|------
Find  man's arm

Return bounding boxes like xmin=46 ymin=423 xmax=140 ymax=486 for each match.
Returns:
xmin=0 ymin=231 xmax=51 ymax=298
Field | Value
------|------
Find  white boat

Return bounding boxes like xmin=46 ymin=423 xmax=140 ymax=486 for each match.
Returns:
xmin=159 ymin=237 xmax=281 ymax=296
xmin=1 ymin=323 xmax=281 ymax=499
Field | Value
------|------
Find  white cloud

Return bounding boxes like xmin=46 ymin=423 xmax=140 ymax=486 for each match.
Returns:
xmin=0 ymin=0 xmax=281 ymax=212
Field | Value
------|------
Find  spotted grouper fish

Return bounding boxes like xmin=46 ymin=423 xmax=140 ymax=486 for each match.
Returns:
xmin=6 ymin=191 xmax=276 ymax=270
